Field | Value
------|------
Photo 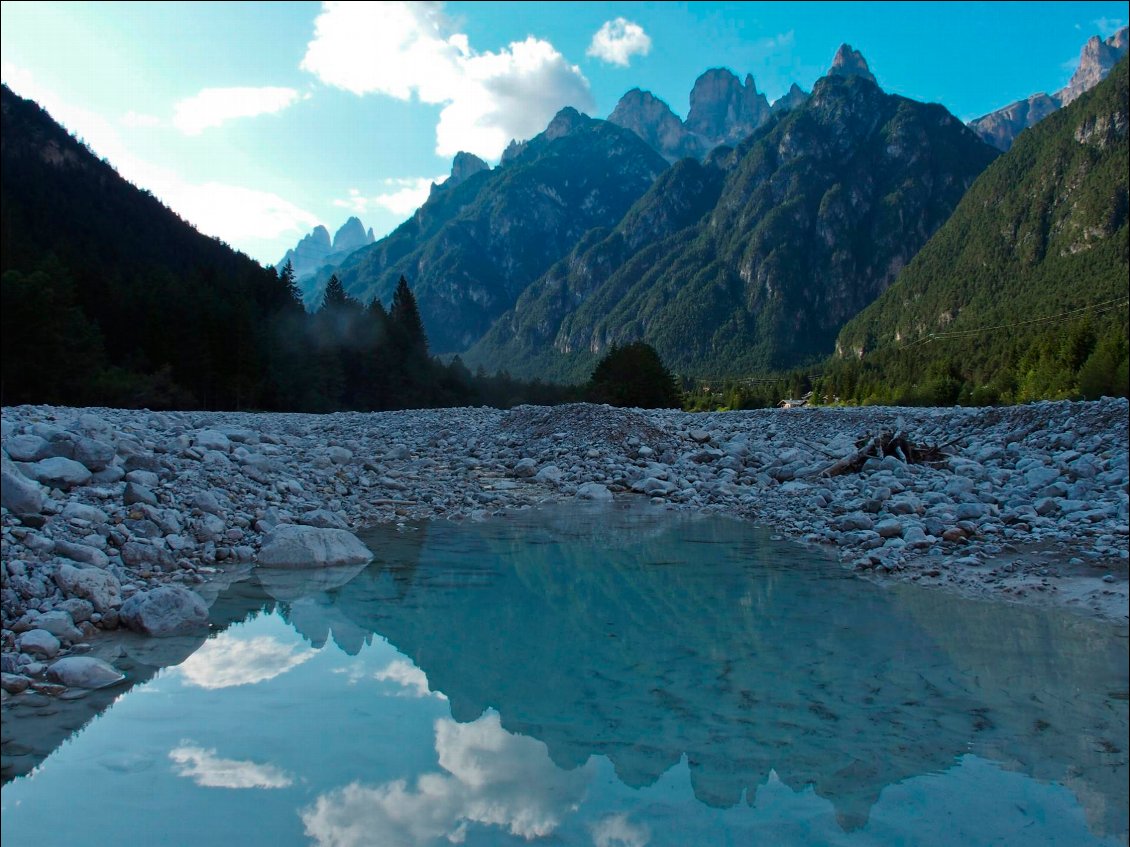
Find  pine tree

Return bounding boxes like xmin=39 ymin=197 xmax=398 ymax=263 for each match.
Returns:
xmin=390 ymin=276 xmax=428 ymax=358
xmin=279 ymin=259 xmax=302 ymax=305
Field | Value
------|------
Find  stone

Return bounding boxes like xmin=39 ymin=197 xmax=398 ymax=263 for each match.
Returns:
xmin=74 ymin=437 xmax=116 ymax=471
xmin=954 ymin=502 xmax=991 ymax=521
xmin=120 ymin=541 xmax=176 ymax=571
xmin=54 ymin=564 xmax=123 ymax=613
xmin=17 ymin=628 xmax=61 ymax=659
xmin=54 ymin=539 xmax=109 ymax=568
xmin=327 ymin=446 xmax=353 ymax=464
xmin=834 ymin=513 xmax=874 ymax=532
xmin=34 ymin=610 xmax=83 ymax=641
xmin=534 ymin=465 xmax=564 ymax=485
xmin=119 ymin=586 xmax=209 ymax=636
xmin=62 ymin=501 xmax=109 ymax=523
xmin=192 ymin=491 xmax=226 ymax=515
xmin=194 ymin=430 xmax=232 ymax=453
xmin=512 ymin=458 xmax=538 ymax=478
xmin=47 ymin=656 xmax=125 ymax=689
xmin=0 ymin=673 xmax=30 ymax=694
xmin=124 ymin=481 xmax=159 ymax=507
xmin=875 ymin=518 xmax=904 ymax=539
xmin=575 ymin=482 xmax=614 ymax=501
xmin=5 ymin=434 xmax=51 ymax=462
xmin=1 ymin=453 xmax=44 ymax=516
xmin=29 ymin=456 xmax=91 ymax=489
xmin=297 ymin=509 xmax=350 ymax=529
xmin=258 ymin=524 xmax=373 ymax=569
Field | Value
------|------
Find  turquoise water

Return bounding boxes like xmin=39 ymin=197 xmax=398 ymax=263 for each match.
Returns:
xmin=2 ymin=504 xmax=1127 ymax=846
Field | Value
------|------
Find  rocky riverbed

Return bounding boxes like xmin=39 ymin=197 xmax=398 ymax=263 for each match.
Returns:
xmin=2 ymin=399 xmax=1127 ymax=704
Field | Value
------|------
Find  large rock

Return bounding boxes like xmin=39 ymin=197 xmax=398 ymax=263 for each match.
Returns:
xmin=258 ymin=524 xmax=373 ymax=569
xmin=119 ymin=586 xmax=209 ymax=636
xmin=29 ymin=456 xmax=91 ymax=489
xmin=47 ymin=656 xmax=125 ymax=689
xmin=17 ymin=629 xmax=60 ymax=659
xmin=1 ymin=452 xmax=44 ymax=516
xmin=73 ymin=437 xmax=115 ymax=471
xmin=54 ymin=564 xmax=122 ymax=613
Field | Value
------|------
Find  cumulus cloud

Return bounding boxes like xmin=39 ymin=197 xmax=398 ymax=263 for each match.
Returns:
xmin=300 ymin=1 xmax=593 ymax=159
xmin=170 ymin=744 xmax=294 ymax=789
xmin=586 ymin=18 xmax=652 ymax=67
xmin=173 ymin=86 xmax=303 ymax=135
xmin=333 ymin=176 xmax=445 ymax=217
xmin=591 ymin=813 xmax=651 ymax=847
xmin=302 ymin=712 xmax=593 ymax=846
xmin=178 ymin=633 xmax=318 ymax=689
xmin=374 ymin=658 xmax=445 ymax=698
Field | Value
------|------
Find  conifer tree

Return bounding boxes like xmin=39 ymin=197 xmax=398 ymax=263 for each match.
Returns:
xmin=390 ymin=276 xmax=428 ymax=358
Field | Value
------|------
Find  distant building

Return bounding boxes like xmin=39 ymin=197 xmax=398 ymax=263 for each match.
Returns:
xmin=777 ymin=391 xmax=814 ymax=409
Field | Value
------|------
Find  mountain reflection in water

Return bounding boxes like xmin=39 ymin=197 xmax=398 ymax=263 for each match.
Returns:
xmin=1 ymin=503 xmax=1126 ymax=846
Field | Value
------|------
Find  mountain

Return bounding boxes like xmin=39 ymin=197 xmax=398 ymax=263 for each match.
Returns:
xmin=609 ymin=68 xmax=804 ymax=163
xmin=323 ymin=108 xmax=669 ymax=353
xmin=970 ymin=26 xmax=1128 ymax=150
xmin=276 ymin=215 xmax=375 ymax=292
xmin=0 ymin=83 xmax=299 ymax=408
xmin=468 ymin=47 xmax=998 ymax=381
xmin=832 ymin=57 xmax=1129 ymax=403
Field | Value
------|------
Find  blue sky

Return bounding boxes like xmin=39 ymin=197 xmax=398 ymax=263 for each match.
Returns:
xmin=2 ymin=1 xmax=1125 ymax=265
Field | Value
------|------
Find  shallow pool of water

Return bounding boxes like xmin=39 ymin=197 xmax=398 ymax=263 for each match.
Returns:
xmin=2 ymin=504 xmax=1127 ymax=845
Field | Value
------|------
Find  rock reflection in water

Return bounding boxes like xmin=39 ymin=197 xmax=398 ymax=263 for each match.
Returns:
xmin=335 ymin=504 xmax=1125 ymax=838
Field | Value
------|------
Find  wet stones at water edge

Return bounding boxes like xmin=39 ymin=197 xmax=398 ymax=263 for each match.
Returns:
xmin=1 ymin=398 xmax=1127 ymax=703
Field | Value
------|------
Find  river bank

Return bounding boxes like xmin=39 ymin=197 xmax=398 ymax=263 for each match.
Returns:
xmin=2 ymin=399 xmax=1127 ymax=701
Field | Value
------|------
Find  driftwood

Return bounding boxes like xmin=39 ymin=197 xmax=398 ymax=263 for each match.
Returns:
xmin=819 ymin=430 xmax=957 ymax=477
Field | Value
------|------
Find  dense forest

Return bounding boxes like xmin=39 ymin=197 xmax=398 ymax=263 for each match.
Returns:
xmin=0 ymin=84 xmax=571 ymax=412
xmin=827 ymin=57 xmax=1130 ymax=407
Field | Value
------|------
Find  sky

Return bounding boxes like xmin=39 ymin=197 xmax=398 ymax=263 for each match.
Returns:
xmin=2 ymin=1 xmax=1126 ymax=266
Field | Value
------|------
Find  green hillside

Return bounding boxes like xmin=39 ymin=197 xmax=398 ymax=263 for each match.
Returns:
xmin=828 ymin=58 xmax=1129 ymax=405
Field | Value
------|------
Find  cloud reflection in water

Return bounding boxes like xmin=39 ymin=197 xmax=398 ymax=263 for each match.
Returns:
xmin=169 ymin=744 xmax=294 ymax=789
xmin=177 ymin=632 xmax=318 ymax=690
xmin=302 ymin=711 xmax=593 ymax=846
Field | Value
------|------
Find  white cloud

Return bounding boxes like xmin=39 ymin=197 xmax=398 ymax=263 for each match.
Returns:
xmin=374 ymin=658 xmax=445 ymax=698
xmin=0 ymin=64 xmax=318 ymax=256
xmin=757 ymin=30 xmax=796 ymax=52
xmin=333 ymin=176 xmax=444 ymax=217
xmin=1093 ymin=17 xmax=1126 ymax=38
xmin=300 ymin=1 xmax=593 ymax=159
xmin=302 ymin=712 xmax=593 ymax=846
xmin=591 ymin=813 xmax=651 ymax=847
xmin=178 ymin=633 xmax=318 ymax=689
xmin=122 ymin=110 xmax=163 ymax=129
xmin=169 ymin=744 xmax=294 ymax=789
xmin=586 ymin=18 xmax=652 ymax=67
xmin=173 ymin=86 xmax=303 ymax=135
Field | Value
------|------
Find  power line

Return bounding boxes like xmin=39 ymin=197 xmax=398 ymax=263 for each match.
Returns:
xmin=899 ymin=297 xmax=1129 ymax=349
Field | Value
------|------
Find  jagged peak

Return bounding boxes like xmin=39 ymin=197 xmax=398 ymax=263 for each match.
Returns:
xmin=543 ymin=106 xmax=590 ymax=140
xmin=449 ymin=151 xmax=489 ymax=186
xmin=827 ymin=44 xmax=877 ymax=85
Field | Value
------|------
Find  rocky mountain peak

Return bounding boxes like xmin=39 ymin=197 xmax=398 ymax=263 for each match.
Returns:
xmin=686 ymin=68 xmax=771 ymax=146
xmin=544 ymin=106 xmax=589 ymax=141
xmin=331 ymin=217 xmax=372 ymax=254
xmin=1058 ymin=26 xmax=1129 ymax=105
xmin=772 ymin=83 xmax=810 ymax=114
xmin=449 ymin=151 xmax=489 ymax=187
xmin=608 ymin=88 xmax=701 ymax=162
xmin=828 ymin=44 xmax=877 ymax=85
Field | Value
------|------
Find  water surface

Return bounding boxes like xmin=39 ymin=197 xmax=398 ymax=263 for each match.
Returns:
xmin=2 ymin=504 xmax=1127 ymax=845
